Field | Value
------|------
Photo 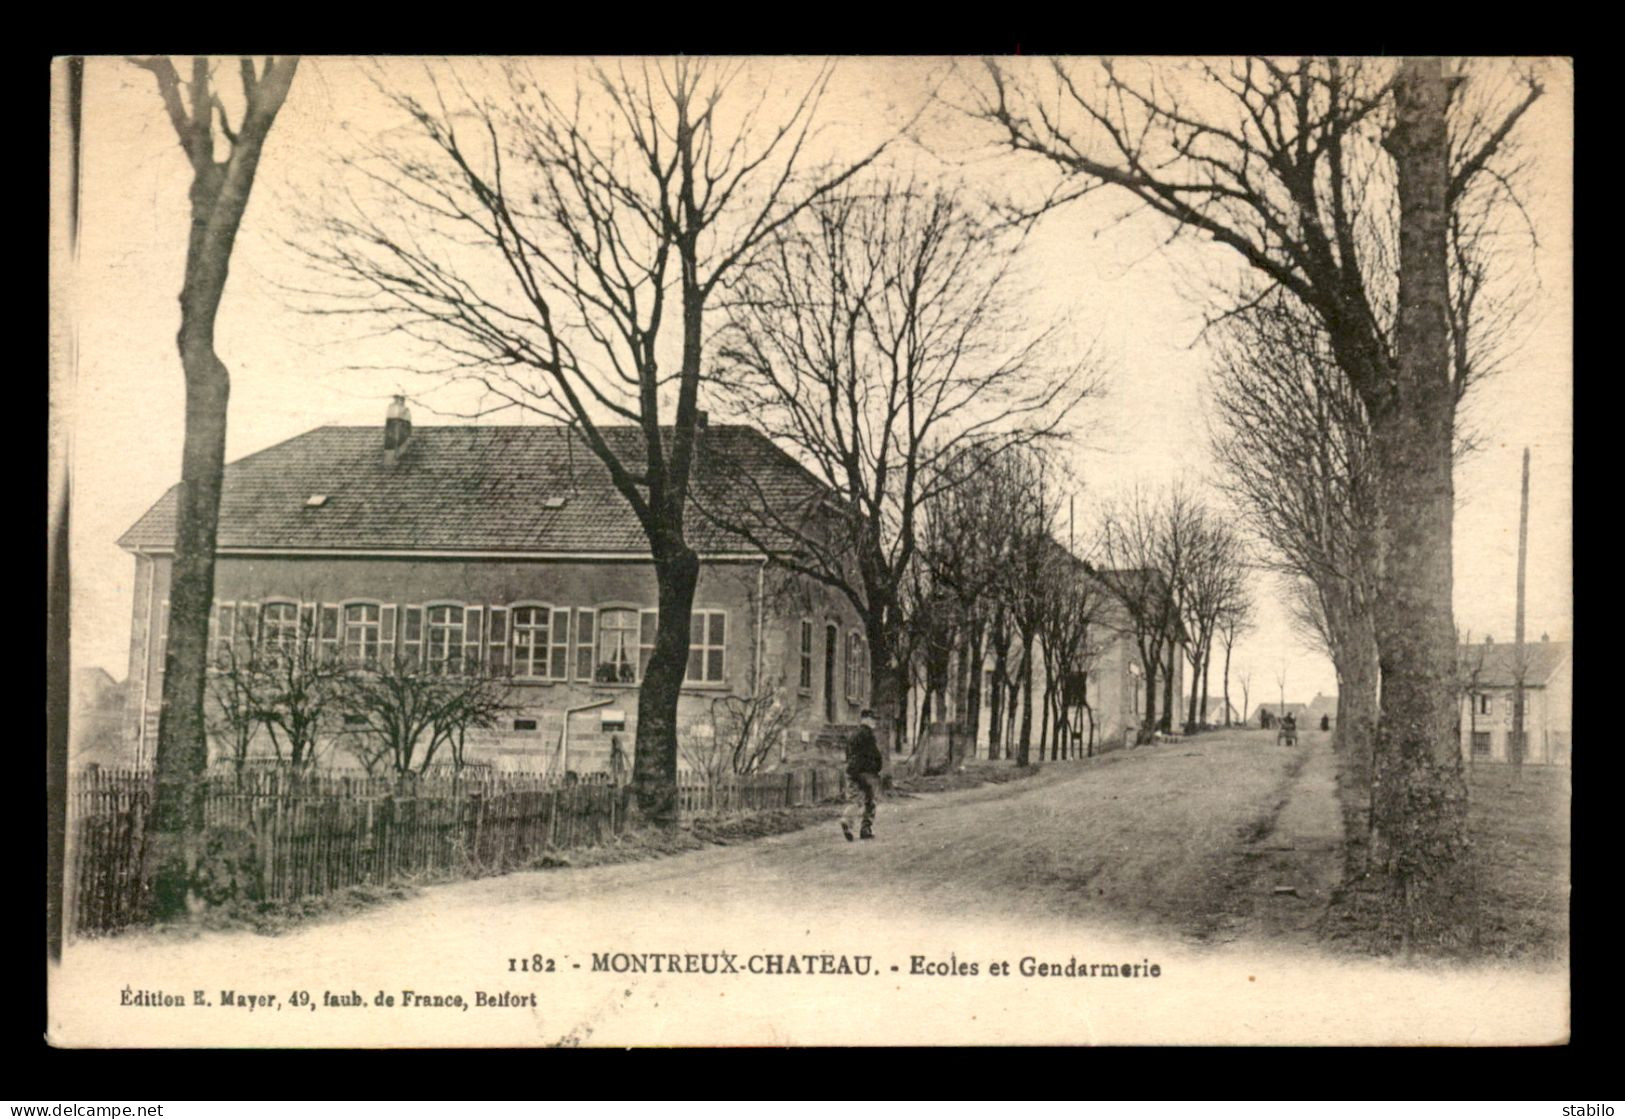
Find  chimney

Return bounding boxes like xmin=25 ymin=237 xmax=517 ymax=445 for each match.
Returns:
xmin=384 ymin=395 xmax=412 ymax=462
xmin=1484 ymin=635 xmax=1494 ymax=645
xmin=695 ymin=409 xmax=709 ymax=433
xmin=1541 ymin=632 xmax=1549 ymax=642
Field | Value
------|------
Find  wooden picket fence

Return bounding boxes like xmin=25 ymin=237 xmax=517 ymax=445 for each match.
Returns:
xmin=67 ymin=763 xmax=845 ymax=937
xmin=675 ymin=767 xmax=846 ymax=815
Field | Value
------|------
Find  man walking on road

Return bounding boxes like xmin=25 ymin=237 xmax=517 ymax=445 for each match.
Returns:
xmin=840 ymin=709 xmax=884 ymax=842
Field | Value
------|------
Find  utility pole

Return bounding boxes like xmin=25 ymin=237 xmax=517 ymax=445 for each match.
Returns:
xmin=1512 ymin=447 xmax=1530 ymax=774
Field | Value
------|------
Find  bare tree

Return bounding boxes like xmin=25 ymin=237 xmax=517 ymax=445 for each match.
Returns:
xmin=969 ymin=57 xmax=1544 ymax=940
xmin=1178 ymin=512 xmax=1249 ymax=733
xmin=1095 ymin=486 xmax=1188 ymax=743
xmin=705 ymin=179 xmax=1097 ymax=754
xmin=1210 ymin=294 xmax=1380 ymax=765
xmin=1035 ymin=541 xmax=1107 ymax=757
xmin=130 ymin=55 xmax=299 ymax=917
xmin=1236 ymin=664 xmax=1254 ymax=729
xmin=1215 ymin=594 xmax=1256 ymax=728
xmin=340 ymin=656 xmax=512 ymax=777
xmin=254 ymin=613 xmax=349 ymax=770
xmin=302 ymin=60 xmax=888 ymax=822
xmin=205 ymin=646 xmax=263 ymax=778
xmin=680 ymin=685 xmax=802 ymax=788
xmin=918 ymin=445 xmax=1040 ymax=761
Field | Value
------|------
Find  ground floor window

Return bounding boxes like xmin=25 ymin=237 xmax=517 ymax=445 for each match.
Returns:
xmin=687 ymin=610 xmax=726 ymax=684
xmin=1472 ymin=731 xmax=1492 ymax=758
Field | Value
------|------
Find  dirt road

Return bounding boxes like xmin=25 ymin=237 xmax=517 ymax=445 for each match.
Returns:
xmin=50 ymin=730 xmax=1567 ymax=1047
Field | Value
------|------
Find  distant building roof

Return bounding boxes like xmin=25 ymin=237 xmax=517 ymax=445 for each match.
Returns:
xmin=1252 ymin=701 xmax=1311 ymax=722
xmin=1305 ymin=693 xmax=1338 ymax=722
xmin=118 ymin=424 xmax=830 ymax=557
xmin=1458 ymin=639 xmax=1572 ymax=689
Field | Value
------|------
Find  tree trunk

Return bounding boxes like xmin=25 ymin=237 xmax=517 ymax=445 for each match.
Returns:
xmin=964 ymin=629 xmax=985 ymax=760
xmin=1222 ymin=640 xmax=1233 ymax=727
xmin=988 ymin=642 xmax=1008 ymax=760
xmin=632 ymin=545 xmax=699 ymax=823
xmin=1160 ymin=640 xmax=1176 ymax=734
xmin=1366 ymin=58 xmax=1471 ymax=945
xmin=1140 ymin=651 xmax=1158 ymax=745
xmin=140 ymin=56 xmax=298 ymax=922
xmin=866 ymin=612 xmax=904 ymax=754
xmin=1037 ymin=671 xmax=1051 ymax=760
xmin=1017 ymin=645 xmax=1034 ymax=766
xmin=149 ymin=365 xmax=229 ymax=916
xmin=1198 ymin=641 xmax=1211 ymax=728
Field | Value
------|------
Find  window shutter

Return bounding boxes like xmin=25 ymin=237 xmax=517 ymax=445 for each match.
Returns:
xmin=237 ymin=602 xmax=259 ymax=661
xmin=487 ymin=606 xmax=508 ymax=676
xmin=215 ymin=603 xmax=236 ymax=668
xmin=465 ymin=606 xmax=484 ymax=672
xmin=380 ymin=605 xmax=397 ymax=670
xmin=403 ymin=606 xmax=424 ymax=670
xmin=639 ymin=609 xmax=658 ymax=679
xmin=550 ymin=608 xmax=570 ymax=680
xmin=320 ymin=604 xmax=341 ymax=665
xmin=574 ymin=609 xmax=595 ymax=681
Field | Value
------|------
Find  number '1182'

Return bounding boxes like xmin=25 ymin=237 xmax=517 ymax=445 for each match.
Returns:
xmin=509 ymin=955 xmax=556 ymax=973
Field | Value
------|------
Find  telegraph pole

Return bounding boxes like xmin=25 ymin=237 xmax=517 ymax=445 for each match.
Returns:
xmin=1512 ymin=447 xmax=1530 ymax=773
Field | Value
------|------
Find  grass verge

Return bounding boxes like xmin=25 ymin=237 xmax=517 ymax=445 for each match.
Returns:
xmin=1325 ymin=748 xmax=1569 ymax=962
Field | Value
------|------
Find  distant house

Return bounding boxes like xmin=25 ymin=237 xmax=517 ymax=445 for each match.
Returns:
xmin=1180 ymin=695 xmax=1240 ymax=727
xmin=118 ymin=401 xmax=870 ymax=773
xmin=1458 ymin=636 xmax=1572 ymax=765
xmin=1251 ymin=701 xmax=1310 ymax=730
xmin=71 ymin=666 xmax=128 ymax=765
xmin=1304 ymin=693 xmax=1338 ymax=730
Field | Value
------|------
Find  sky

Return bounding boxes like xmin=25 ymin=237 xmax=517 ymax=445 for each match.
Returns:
xmin=55 ymin=57 xmax=1573 ymax=710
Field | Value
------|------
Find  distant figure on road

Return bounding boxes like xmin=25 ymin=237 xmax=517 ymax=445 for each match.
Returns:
xmin=840 ymin=709 xmax=883 ymax=842
xmin=1320 ymin=714 xmax=1330 ymax=732
xmin=1279 ymin=713 xmax=1298 ymax=747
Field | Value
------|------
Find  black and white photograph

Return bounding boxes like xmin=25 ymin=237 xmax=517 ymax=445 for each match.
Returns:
xmin=46 ymin=55 xmax=1572 ymax=1047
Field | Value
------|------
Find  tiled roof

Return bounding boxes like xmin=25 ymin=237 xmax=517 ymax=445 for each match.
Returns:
xmin=118 ymin=424 xmax=829 ymax=556
xmin=1458 ymin=640 xmax=1572 ymax=688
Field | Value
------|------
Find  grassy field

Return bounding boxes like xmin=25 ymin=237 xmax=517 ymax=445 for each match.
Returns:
xmin=1328 ymin=751 xmax=1569 ymax=961
xmin=1464 ymin=763 xmax=1571 ymax=961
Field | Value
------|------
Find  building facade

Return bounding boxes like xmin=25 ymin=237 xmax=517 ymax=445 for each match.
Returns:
xmin=120 ymin=408 xmax=871 ymax=774
xmin=1458 ymin=637 xmax=1572 ymax=766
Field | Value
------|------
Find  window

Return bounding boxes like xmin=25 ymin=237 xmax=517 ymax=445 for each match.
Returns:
xmin=799 ymin=620 xmax=814 ymax=691
xmin=262 ymin=602 xmax=300 ymax=662
xmin=845 ymin=631 xmax=867 ymax=704
xmin=513 ymin=718 xmax=538 ymax=732
xmin=1471 ymin=731 xmax=1492 ymax=758
xmin=426 ymin=605 xmax=465 ymax=674
xmin=597 ymin=608 xmax=642 ymax=683
xmin=343 ymin=603 xmax=382 ymax=669
xmin=1478 ymin=694 xmax=1492 ymax=716
xmin=686 ymin=610 xmax=726 ymax=684
xmin=512 ymin=606 xmax=568 ymax=680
